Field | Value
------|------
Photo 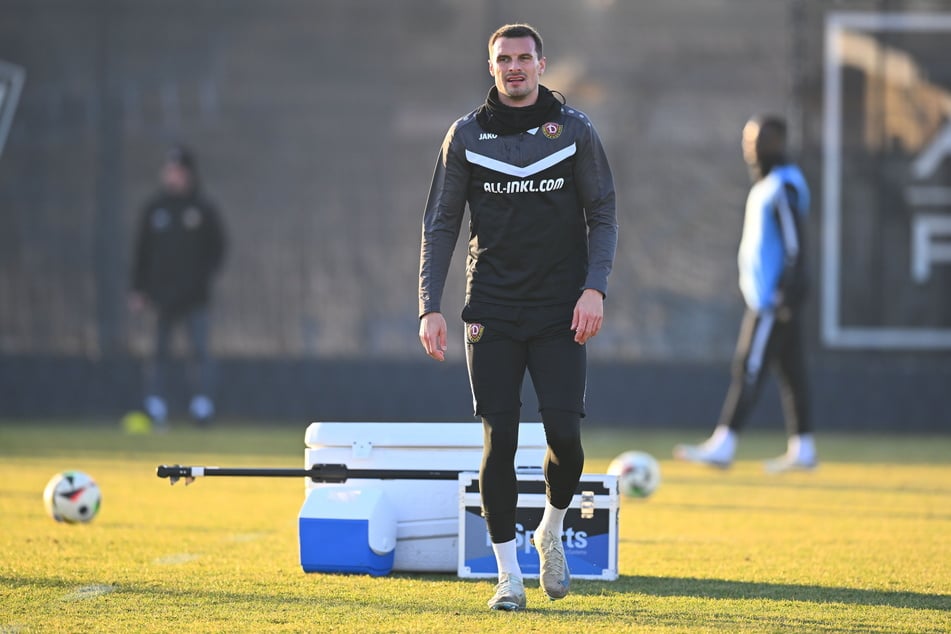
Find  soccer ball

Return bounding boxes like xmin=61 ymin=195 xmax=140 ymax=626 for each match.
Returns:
xmin=608 ymin=451 xmax=661 ymax=498
xmin=43 ymin=471 xmax=102 ymax=523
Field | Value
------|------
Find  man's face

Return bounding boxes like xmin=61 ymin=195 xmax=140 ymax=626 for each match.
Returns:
xmin=161 ymin=162 xmax=192 ymax=194
xmin=488 ymin=36 xmax=545 ymax=106
xmin=741 ymin=119 xmax=761 ymax=167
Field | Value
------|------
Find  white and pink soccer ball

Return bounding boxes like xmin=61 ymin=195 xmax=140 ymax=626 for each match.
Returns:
xmin=608 ymin=451 xmax=661 ymax=498
xmin=43 ymin=471 xmax=102 ymax=523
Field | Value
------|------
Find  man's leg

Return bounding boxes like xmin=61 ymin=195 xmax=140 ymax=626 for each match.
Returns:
xmin=145 ymin=311 xmax=173 ymax=427
xmin=480 ymin=408 xmax=527 ymax=610
xmin=766 ymin=312 xmax=817 ymax=472
xmin=526 ymin=310 xmax=586 ymax=600
xmin=185 ymin=306 xmax=215 ymax=425
xmin=675 ymin=309 xmax=775 ymax=467
xmin=465 ymin=317 xmax=528 ymax=610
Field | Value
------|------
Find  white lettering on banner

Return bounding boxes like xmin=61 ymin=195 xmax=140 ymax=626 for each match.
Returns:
xmin=912 ymin=215 xmax=951 ymax=283
xmin=483 ymin=178 xmax=565 ymax=194
xmin=907 ymin=120 xmax=951 ymax=284
xmin=910 ymin=121 xmax=951 ymax=180
xmin=488 ymin=523 xmax=588 ymax=553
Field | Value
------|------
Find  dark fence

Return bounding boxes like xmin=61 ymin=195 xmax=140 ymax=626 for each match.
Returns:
xmin=0 ymin=0 xmax=948 ymax=429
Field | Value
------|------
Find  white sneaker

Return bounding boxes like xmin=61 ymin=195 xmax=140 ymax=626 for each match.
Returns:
xmin=673 ymin=443 xmax=733 ymax=468
xmin=189 ymin=395 xmax=214 ymax=426
xmin=674 ymin=426 xmax=736 ymax=468
xmin=144 ymin=396 xmax=168 ymax=433
xmin=487 ymin=572 xmax=526 ymax=611
xmin=144 ymin=396 xmax=166 ymax=422
xmin=532 ymin=529 xmax=570 ymax=600
xmin=765 ymin=434 xmax=817 ymax=473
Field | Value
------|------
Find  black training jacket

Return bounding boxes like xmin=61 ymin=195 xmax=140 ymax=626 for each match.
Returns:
xmin=131 ymin=190 xmax=226 ymax=315
xmin=418 ymin=103 xmax=618 ymax=317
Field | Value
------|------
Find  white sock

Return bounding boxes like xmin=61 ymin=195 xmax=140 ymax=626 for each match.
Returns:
xmin=492 ymin=539 xmax=522 ymax=578
xmin=144 ymin=396 xmax=167 ymax=423
xmin=788 ymin=433 xmax=816 ymax=462
xmin=190 ymin=394 xmax=214 ymax=419
xmin=537 ymin=502 xmax=568 ymax=537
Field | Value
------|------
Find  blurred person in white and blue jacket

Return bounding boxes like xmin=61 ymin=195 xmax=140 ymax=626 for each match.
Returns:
xmin=675 ymin=115 xmax=816 ymax=473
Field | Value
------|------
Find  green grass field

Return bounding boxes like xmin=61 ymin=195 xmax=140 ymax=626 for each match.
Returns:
xmin=1 ymin=422 xmax=949 ymax=633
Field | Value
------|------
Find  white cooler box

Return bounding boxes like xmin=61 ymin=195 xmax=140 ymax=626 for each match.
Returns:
xmin=458 ymin=472 xmax=619 ymax=580
xmin=299 ymin=421 xmax=547 ymax=574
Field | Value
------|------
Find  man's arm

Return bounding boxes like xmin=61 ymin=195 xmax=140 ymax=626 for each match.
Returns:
xmin=738 ymin=190 xmax=778 ymax=313
xmin=202 ymin=200 xmax=227 ymax=277
xmin=418 ymin=123 xmax=469 ymax=359
xmin=572 ymin=120 xmax=618 ymax=343
xmin=574 ymin=120 xmax=618 ymax=297
xmin=129 ymin=205 xmax=152 ymax=309
xmin=774 ymin=182 xmax=806 ymax=308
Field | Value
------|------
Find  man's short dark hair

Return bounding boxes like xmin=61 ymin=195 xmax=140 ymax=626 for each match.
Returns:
xmin=755 ymin=115 xmax=787 ymax=144
xmin=748 ymin=115 xmax=788 ymax=165
xmin=488 ymin=23 xmax=544 ymax=59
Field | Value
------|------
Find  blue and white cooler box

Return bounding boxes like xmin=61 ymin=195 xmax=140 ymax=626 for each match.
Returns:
xmin=298 ymin=422 xmax=547 ymax=576
xmin=458 ymin=471 xmax=619 ymax=580
xmin=298 ymin=484 xmax=397 ymax=576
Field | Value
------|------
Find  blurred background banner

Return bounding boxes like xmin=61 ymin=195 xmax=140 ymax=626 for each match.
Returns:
xmin=0 ymin=0 xmax=948 ymax=428
xmin=819 ymin=10 xmax=951 ymax=347
xmin=0 ymin=59 xmax=25 ymax=160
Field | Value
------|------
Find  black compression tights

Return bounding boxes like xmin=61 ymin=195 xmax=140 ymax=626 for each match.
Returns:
xmin=480 ymin=408 xmax=584 ymax=543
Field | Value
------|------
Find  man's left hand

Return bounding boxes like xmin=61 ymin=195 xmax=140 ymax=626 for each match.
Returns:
xmin=572 ymin=288 xmax=604 ymax=345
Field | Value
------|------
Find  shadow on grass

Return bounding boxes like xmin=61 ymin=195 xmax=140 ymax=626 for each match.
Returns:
xmin=9 ymin=571 xmax=949 ymax=614
xmin=644 ymin=501 xmax=951 ymax=522
xmin=660 ymin=474 xmax=951 ymax=497
xmin=3 ymin=573 xmax=947 ymax=634
xmin=576 ymin=575 xmax=951 ymax=611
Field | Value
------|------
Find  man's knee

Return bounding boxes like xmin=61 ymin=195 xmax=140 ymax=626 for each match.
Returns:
xmin=540 ymin=408 xmax=582 ymax=452
xmin=482 ymin=410 xmax=520 ymax=459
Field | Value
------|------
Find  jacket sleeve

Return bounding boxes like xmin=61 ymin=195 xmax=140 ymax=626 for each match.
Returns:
xmin=130 ymin=205 xmax=152 ymax=294
xmin=573 ymin=120 xmax=618 ymax=297
xmin=774 ymin=182 xmax=807 ymax=308
xmin=738 ymin=190 xmax=783 ymax=312
xmin=418 ymin=123 xmax=469 ymax=317
xmin=201 ymin=199 xmax=227 ymax=278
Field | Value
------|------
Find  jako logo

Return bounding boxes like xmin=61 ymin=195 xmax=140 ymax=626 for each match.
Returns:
xmin=479 ymin=133 xmax=498 ymax=140
xmin=486 ymin=523 xmax=588 ymax=553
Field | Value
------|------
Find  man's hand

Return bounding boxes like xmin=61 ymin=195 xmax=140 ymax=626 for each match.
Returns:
xmin=572 ymin=288 xmax=604 ymax=344
xmin=419 ymin=312 xmax=449 ymax=361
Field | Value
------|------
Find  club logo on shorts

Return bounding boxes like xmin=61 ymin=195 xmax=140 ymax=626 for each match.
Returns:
xmin=466 ymin=323 xmax=485 ymax=343
xmin=183 ymin=206 xmax=203 ymax=229
xmin=542 ymin=122 xmax=563 ymax=139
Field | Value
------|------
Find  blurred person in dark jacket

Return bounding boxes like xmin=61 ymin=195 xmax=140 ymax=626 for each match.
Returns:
xmin=129 ymin=146 xmax=226 ymax=428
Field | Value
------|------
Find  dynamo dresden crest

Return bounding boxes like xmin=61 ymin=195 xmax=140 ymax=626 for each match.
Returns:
xmin=466 ymin=323 xmax=485 ymax=343
xmin=542 ymin=122 xmax=563 ymax=139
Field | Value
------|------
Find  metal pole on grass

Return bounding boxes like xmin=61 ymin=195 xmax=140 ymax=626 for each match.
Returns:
xmin=156 ymin=464 xmax=463 ymax=485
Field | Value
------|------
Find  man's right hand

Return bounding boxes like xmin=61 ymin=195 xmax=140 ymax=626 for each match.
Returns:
xmin=419 ymin=312 xmax=448 ymax=362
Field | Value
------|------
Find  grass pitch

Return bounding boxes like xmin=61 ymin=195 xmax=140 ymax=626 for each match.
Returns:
xmin=0 ymin=421 xmax=949 ymax=633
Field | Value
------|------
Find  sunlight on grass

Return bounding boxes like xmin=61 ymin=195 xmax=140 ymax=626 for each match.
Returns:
xmin=0 ymin=421 xmax=949 ymax=633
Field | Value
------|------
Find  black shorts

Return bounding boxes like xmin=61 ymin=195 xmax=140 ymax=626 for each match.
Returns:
xmin=462 ymin=301 xmax=586 ymax=417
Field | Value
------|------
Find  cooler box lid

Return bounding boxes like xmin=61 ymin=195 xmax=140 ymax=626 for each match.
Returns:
xmin=305 ymin=422 xmax=547 ymax=450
